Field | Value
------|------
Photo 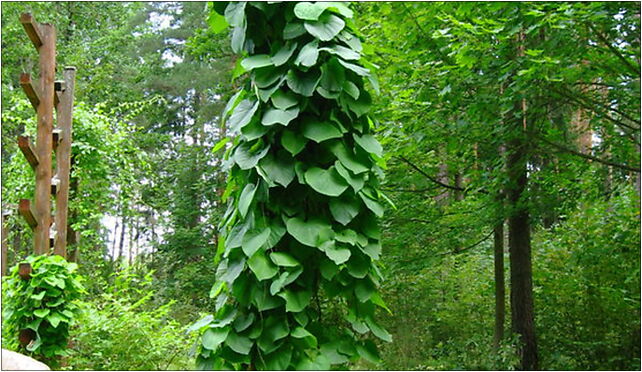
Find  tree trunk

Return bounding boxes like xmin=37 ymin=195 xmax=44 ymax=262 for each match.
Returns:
xmin=507 ymin=104 xmax=538 ymax=370
xmin=118 ymin=217 xmax=126 ymax=262
xmin=493 ymin=221 xmax=505 ymax=349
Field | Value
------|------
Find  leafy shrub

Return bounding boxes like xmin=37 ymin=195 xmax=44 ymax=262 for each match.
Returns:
xmin=2 ymin=255 xmax=85 ymax=367
xmin=67 ymin=269 xmax=197 ymax=370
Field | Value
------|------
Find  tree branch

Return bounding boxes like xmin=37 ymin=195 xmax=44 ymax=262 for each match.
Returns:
xmin=397 ymin=156 xmax=466 ymax=192
xmin=536 ymin=134 xmax=640 ymax=173
xmin=439 ymin=230 xmax=494 ymax=256
xmin=588 ymin=24 xmax=641 ymax=77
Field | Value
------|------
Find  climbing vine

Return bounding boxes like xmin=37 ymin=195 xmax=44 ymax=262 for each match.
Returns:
xmin=192 ymin=2 xmax=390 ymax=369
xmin=2 ymin=255 xmax=85 ymax=367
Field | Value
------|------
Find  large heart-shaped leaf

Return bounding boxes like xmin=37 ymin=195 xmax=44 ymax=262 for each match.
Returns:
xmin=228 ymin=99 xmax=259 ymax=133
xmin=320 ymin=241 xmax=351 ymax=265
xmin=262 ymin=107 xmax=300 ymax=126
xmin=281 ymin=130 xmax=308 ymax=156
xmin=270 ymin=252 xmax=301 ymax=267
xmin=225 ymin=332 xmax=253 ymax=355
xmin=271 ymin=90 xmax=299 ymax=110
xmin=302 ymin=120 xmax=343 ymax=143
xmin=241 ymin=54 xmax=273 ymax=70
xmin=258 ymin=151 xmax=296 ymax=187
xmin=272 ymin=43 xmax=298 ymax=66
xmin=320 ymin=44 xmax=360 ymax=60
xmin=286 ymin=69 xmax=321 ymax=97
xmin=328 ymin=141 xmax=369 ymax=174
xmin=242 ymin=227 xmax=271 ymax=257
xmin=329 ymin=196 xmax=360 ymax=225
xmin=203 ymin=327 xmax=230 ymax=350
xmin=304 ymin=14 xmax=345 ymax=41
xmin=334 ymin=161 xmax=365 ymax=192
xmin=233 ymin=141 xmax=270 ymax=170
xmin=304 ymin=166 xmax=349 ymax=197
xmin=295 ymin=40 xmax=319 ymax=67
xmin=286 ymin=217 xmax=334 ymax=247
xmin=353 ymin=133 xmax=383 ymax=157
xmin=278 ymin=289 xmax=312 ymax=312
xmin=248 ymin=251 xmax=279 ymax=281
xmin=294 ymin=2 xmax=353 ymax=21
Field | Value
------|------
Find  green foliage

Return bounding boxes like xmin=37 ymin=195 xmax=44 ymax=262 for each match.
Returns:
xmin=2 ymin=255 xmax=85 ymax=366
xmin=193 ymin=2 xmax=389 ymax=369
xmin=68 ymin=269 xmax=196 ymax=370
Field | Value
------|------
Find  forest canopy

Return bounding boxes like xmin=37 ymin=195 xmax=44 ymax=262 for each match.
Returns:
xmin=1 ymin=1 xmax=640 ymax=370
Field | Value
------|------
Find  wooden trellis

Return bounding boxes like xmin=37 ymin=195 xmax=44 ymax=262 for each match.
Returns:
xmin=15 ymin=13 xmax=76 ymax=259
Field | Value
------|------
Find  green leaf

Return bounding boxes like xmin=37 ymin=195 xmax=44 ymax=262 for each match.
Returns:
xmin=220 ymin=258 xmax=245 ymax=283
xmin=286 ymin=68 xmax=321 ymax=97
xmin=225 ymin=332 xmax=253 ymax=355
xmin=304 ymin=13 xmax=345 ymax=41
xmin=304 ymin=166 xmax=349 ymax=197
xmin=355 ymin=279 xmax=375 ymax=302
xmin=281 ymin=130 xmax=308 ymax=156
xmin=254 ymin=66 xmax=285 ymax=88
xmin=234 ymin=312 xmax=255 ymax=333
xmin=286 ymin=217 xmax=334 ymax=247
xmin=270 ymin=252 xmax=300 ymax=267
xmin=272 ymin=43 xmax=298 ymax=66
xmin=356 ymin=340 xmax=382 ymax=363
xmin=224 ymin=2 xmax=246 ymax=27
xmin=334 ymin=161 xmax=365 ymax=192
xmin=228 ymin=99 xmax=259 ymax=133
xmin=278 ymin=289 xmax=312 ymax=312
xmin=343 ymin=80 xmax=360 ymax=99
xmin=337 ymin=59 xmax=370 ymax=76
xmin=284 ymin=22 xmax=306 ymax=40
xmin=346 ymin=253 xmax=370 ymax=278
xmin=213 ymin=137 xmax=230 ymax=153
xmin=209 ymin=281 xmax=226 ymax=299
xmin=319 ymin=58 xmax=345 ymax=94
xmin=295 ymin=40 xmax=319 ymax=67
xmin=241 ymin=118 xmax=270 ymax=141
xmin=238 ymin=183 xmax=257 ymax=218
xmin=242 ymin=227 xmax=271 ymax=257
xmin=359 ymin=191 xmax=384 ymax=217
xmin=320 ymin=241 xmax=351 ymax=264
xmin=202 ymin=327 xmax=230 ymax=350
xmin=302 ymin=120 xmax=343 ymax=143
xmin=291 ymin=327 xmax=318 ymax=348
xmin=320 ymin=259 xmax=339 ymax=280
xmin=33 ymin=308 xmax=50 ymax=318
xmin=264 ymin=345 xmax=293 ymax=370
xmin=233 ymin=141 xmax=270 ymax=170
xmin=47 ymin=312 xmax=65 ymax=328
xmin=231 ymin=18 xmax=247 ymax=53
xmin=362 ymin=242 xmax=381 ymax=260
xmin=353 ymin=133 xmax=383 ymax=157
xmin=207 ymin=10 xmax=229 ymax=33
xmin=30 ymin=291 xmax=45 ymax=301
xmin=366 ymin=316 xmax=392 ymax=342
xmin=248 ymin=251 xmax=279 ymax=281
xmin=329 ymin=196 xmax=360 ymax=225
xmin=271 ymin=90 xmax=299 ymax=110
xmin=320 ymin=44 xmax=360 ymax=60
xmin=329 ymin=141 xmax=369 ymax=174
xmin=262 ymin=107 xmax=300 ymax=126
xmin=241 ymin=54 xmax=273 ymax=70
xmin=294 ymin=2 xmax=353 ymax=21
xmin=259 ymin=151 xmax=296 ymax=187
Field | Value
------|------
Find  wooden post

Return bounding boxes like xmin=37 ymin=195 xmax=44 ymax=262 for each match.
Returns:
xmin=53 ymin=67 xmax=76 ymax=257
xmin=2 ymin=210 xmax=10 ymax=276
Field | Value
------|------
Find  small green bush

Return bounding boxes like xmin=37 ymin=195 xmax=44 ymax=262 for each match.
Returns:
xmin=2 ymin=255 xmax=85 ymax=367
xmin=67 ymin=269 xmax=197 ymax=370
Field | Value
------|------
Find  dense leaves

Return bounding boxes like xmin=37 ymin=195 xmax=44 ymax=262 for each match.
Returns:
xmin=193 ymin=2 xmax=389 ymax=369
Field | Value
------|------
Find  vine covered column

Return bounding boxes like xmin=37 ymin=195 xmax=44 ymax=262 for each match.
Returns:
xmin=193 ymin=2 xmax=390 ymax=369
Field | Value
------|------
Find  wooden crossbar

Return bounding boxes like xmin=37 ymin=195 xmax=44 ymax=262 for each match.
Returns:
xmin=17 ymin=136 xmax=39 ymax=170
xmin=20 ymin=13 xmax=43 ymax=49
xmin=20 ymin=73 xmax=40 ymax=110
xmin=18 ymin=199 xmax=37 ymax=229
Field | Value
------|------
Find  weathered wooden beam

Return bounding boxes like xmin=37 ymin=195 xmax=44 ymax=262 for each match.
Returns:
xmin=54 ymin=81 xmax=65 ymax=108
xmin=18 ymin=200 xmax=37 ymax=230
xmin=20 ymin=13 xmax=43 ymax=50
xmin=18 ymin=263 xmax=32 ymax=280
xmin=19 ymin=73 xmax=40 ymax=111
xmin=53 ymin=66 xmax=76 ymax=258
xmin=52 ymin=128 xmax=62 ymax=150
xmin=17 ymin=136 xmax=39 ymax=170
xmin=2 ymin=210 xmax=10 ymax=276
xmin=33 ymin=22 xmax=56 ymax=256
